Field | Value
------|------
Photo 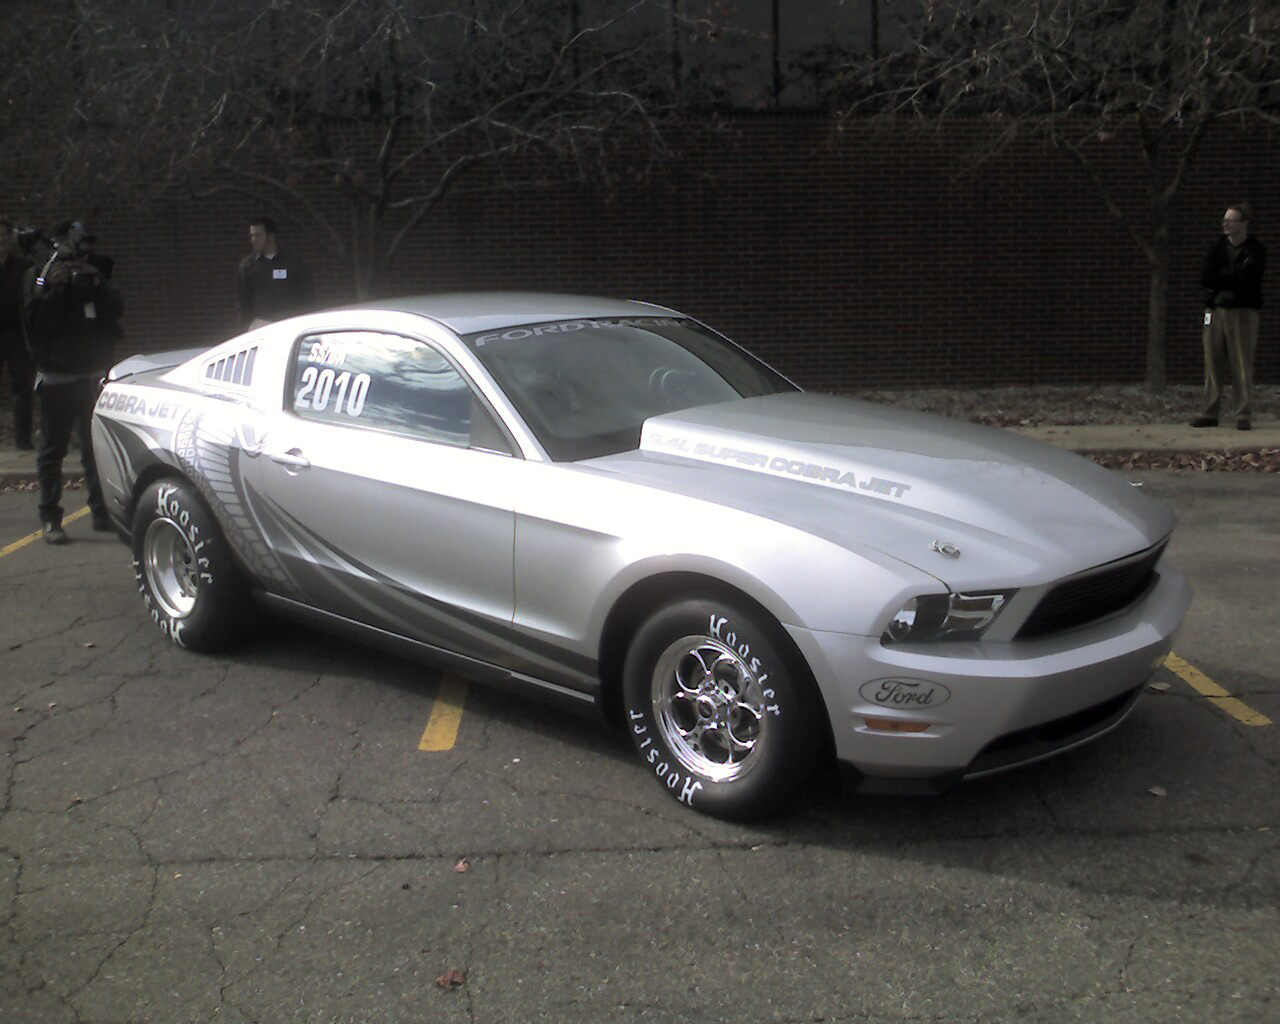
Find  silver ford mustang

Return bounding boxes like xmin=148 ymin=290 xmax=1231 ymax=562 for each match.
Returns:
xmin=92 ymin=294 xmax=1191 ymax=819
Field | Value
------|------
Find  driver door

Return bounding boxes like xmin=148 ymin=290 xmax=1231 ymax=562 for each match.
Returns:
xmin=246 ymin=329 xmax=520 ymax=669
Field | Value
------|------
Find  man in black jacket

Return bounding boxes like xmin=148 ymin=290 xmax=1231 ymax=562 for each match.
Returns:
xmin=1192 ymin=202 xmax=1266 ymax=431
xmin=23 ymin=221 xmax=123 ymax=544
xmin=235 ymin=217 xmax=315 ymax=329
xmin=0 ymin=219 xmax=35 ymax=450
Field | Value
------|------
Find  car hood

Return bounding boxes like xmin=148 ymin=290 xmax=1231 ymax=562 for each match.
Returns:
xmin=585 ymin=392 xmax=1175 ymax=589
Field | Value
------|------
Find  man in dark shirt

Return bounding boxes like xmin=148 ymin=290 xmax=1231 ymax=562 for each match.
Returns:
xmin=23 ymin=221 xmax=123 ymax=543
xmin=235 ymin=217 xmax=316 ymax=329
xmin=1192 ymin=202 xmax=1266 ymax=431
xmin=0 ymin=219 xmax=35 ymax=449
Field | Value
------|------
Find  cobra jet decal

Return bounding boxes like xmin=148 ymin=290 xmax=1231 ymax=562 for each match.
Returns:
xmin=644 ymin=429 xmax=913 ymax=500
xmin=96 ymin=389 xmax=185 ymax=423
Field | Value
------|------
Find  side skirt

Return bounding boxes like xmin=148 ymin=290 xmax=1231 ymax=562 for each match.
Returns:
xmin=255 ymin=591 xmax=603 ymax=720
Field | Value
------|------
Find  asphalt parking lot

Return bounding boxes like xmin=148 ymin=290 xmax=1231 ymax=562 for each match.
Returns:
xmin=1 ymin=471 xmax=1277 ymax=1024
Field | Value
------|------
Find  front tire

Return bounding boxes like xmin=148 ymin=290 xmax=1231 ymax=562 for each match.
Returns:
xmin=131 ymin=478 xmax=251 ymax=651
xmin=622 ymin=596 xmax=822 ymax=820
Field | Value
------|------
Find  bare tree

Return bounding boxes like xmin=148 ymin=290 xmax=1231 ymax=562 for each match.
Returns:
xmin=0 ymin=1 xmax=227 ymax=208
xmin=1 ymin=0 xmax=728 ymax=298
xmin=844 ymin=0 xmax=1280 ymax=391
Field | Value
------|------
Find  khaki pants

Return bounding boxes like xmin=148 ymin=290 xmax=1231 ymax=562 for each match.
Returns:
xmin=1201 ymin=306 xmax=1258 ymax=421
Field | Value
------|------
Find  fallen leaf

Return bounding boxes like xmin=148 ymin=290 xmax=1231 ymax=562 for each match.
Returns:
xmin=437 ymin=967 xmax=467 ymax=990
xmin=454 ymin=858 xmax=470 ymax=873
xmin=1148 ymin=786 xmax=1168 ymax=797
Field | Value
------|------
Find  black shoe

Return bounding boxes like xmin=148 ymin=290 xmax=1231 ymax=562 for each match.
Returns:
xmin=92 ymin=515 xmax=113 ymax=532
xmin=1189 ymin=416 xmax=1218 ymax=428
xmin=43 ymin=523 xmax=68 ymax=545
xmin=1237 ymin=419 xmax=1251 ymax=431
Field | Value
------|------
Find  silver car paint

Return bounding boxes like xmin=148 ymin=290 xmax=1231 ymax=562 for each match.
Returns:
xmin=92 ymin=295 xmax=1192 ymax=786
xmin=795 ymin=568 xmax=1187 ymax=776
xmin=635 ymin=393 xmax=1175 ymax=584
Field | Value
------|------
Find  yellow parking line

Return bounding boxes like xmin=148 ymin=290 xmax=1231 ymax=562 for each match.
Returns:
xmin=0 ymin=506 xmax=91 ymax=559
xmin=419 ymin=677 xmax=470 ymax=751
xmin=1165 ymin=653 xmax=1272 ymax=727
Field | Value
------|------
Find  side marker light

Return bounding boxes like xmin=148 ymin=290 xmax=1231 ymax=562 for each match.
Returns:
xmin=864 ymin=717 xmax=931 ymax=734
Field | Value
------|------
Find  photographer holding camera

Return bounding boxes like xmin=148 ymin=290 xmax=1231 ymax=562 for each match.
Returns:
xmin=22 ymin=220 xmax=122 ymax=544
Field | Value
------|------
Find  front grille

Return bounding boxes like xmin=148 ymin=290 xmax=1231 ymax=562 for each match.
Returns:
xmin=1016 ymin=541 xmax=1166 ymax=640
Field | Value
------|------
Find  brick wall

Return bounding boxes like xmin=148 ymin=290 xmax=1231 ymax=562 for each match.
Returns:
xmin=5 ymin=115 xmax=1276 ymax=390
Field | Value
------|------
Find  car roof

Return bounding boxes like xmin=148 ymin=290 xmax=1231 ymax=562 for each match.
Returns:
xmin=341 ymin=292 xmax=681 ymax=336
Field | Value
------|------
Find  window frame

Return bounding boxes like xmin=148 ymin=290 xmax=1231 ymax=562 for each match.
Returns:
xmin=284 ymin=328 xmax=518 ymax=457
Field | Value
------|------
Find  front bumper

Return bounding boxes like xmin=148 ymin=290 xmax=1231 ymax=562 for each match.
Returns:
xmin=786 ymin=566 xmax=1192 ymax=793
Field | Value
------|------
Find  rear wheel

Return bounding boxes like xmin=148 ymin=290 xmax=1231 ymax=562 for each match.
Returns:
xmin=131 ymin=479 xmax=251 ymax=651
xmin=622 ymin=596 xmax=821 ymax=820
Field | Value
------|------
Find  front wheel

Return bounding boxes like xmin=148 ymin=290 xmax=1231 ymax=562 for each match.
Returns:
xmin=622 ymin=597 xmax=822 ymax=820
xmin=131 ymin=479 xmax=251 ymax=651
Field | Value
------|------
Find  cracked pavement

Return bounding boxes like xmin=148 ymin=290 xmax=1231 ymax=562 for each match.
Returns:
xmin=1 ymin=473 xmax=1277 ymax=1024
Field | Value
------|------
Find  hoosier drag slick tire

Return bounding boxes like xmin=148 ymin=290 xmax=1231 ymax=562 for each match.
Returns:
xmin=623 ymin=597 xmax=822 ymax=820
xmin=131 ymin=478 xmax=251 ymax=651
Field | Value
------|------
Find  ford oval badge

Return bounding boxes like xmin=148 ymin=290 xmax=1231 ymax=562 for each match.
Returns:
xmin=859 ymin=678 xmax=952 ymax=708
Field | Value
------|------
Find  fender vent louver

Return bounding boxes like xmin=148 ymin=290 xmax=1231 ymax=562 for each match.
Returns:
xmin=204 ymin=346 xmax=258 ymax=387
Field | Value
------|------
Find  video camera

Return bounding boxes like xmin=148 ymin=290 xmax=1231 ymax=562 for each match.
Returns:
xmin=20 ymin=220 xmax=107 ymax=292
xmin=14 ymin=225 xmax=55 ymax=262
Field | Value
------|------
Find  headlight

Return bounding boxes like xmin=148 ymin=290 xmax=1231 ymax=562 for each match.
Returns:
xmin=881 ymin=591 xmax=1012 ymax=644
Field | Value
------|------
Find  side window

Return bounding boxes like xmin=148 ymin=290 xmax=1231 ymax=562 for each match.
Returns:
xmin=291 ymin=331 xmax=509 ymax=452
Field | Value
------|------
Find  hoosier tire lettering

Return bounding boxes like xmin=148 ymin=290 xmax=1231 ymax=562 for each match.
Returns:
xmin=622 ymin=596 xmax=822 ymax=821
xmin=154 ymin=482 xmax=214 ymax=585
xmin=131 ymin=478 xmax=253 ymax=652
xmin=628 ymin=710 xmax=704 ymax=806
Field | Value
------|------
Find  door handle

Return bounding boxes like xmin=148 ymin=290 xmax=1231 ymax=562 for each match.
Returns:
xmin=269 ymin=447 xmax=311 ymax=471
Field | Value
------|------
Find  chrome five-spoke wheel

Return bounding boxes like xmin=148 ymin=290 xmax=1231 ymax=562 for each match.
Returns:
xmin=142 ymin=517 xmax=201 ymax=619
xmin=625 ymin=597 xmax=820 ymax=819
xmin=651 ymin=634 xmax=769 ymax=784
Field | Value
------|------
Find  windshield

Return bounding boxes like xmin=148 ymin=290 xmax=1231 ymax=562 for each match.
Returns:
xmin=462 ymin=316 xmax=797 ymax=461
